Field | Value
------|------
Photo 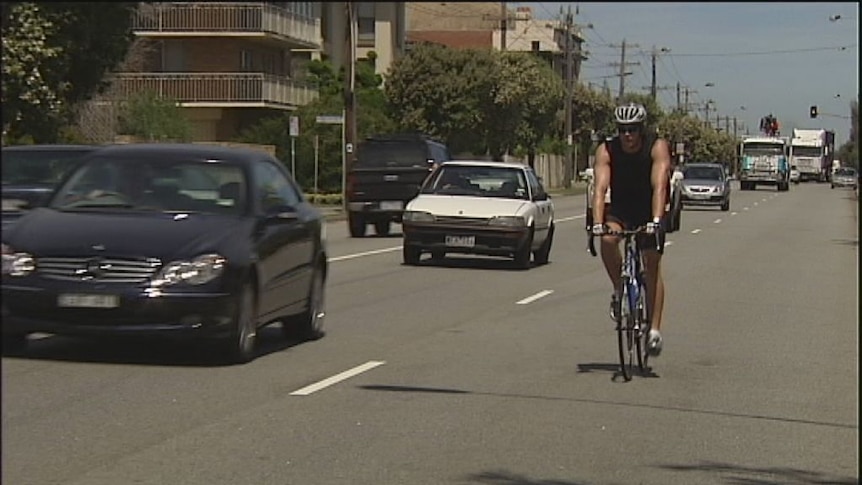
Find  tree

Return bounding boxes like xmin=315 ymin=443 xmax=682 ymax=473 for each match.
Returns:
xmin=836 ymin=98 xmax=858 ymax=170
xmin=118 ymin=90 xmax=192 ymax=142
xmin=1 ymin=2 xmax=135 ymax=144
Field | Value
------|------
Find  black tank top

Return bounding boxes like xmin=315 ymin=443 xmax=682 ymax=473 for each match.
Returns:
xmin=606 ymin=132 xmax=657 ymax=223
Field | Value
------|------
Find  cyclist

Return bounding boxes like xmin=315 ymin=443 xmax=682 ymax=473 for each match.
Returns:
xmin=590 ymin=103 xmax=671 ymax=356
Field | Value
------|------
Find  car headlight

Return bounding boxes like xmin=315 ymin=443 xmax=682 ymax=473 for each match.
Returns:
xmin=150 ymin=253 xmax=226 ymax=287
xmin=1 ymin=243 xmax=35 ymax=277
xmin=402 ymin=210 xmax=435 ymax=223
xmin=712 ymin=185 xmax=724 ymax=193
xmin=488 ymin=215 xmax=526 ymax=227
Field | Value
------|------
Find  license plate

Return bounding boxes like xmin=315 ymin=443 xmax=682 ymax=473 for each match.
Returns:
xmin=445 ymin=235 xmax=475 ymax=247
xmin=380 ymin=201 xmax=403 ymax=211
xmin=58 ymin=294 xmax=119 ymax=308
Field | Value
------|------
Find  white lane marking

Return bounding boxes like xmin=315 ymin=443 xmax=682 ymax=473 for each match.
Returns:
xmin=557 ymin=214 xmax=585 ymax=222
xmin=731 ymin=212 xmax=738 ymax=216
xmin=516 ymin=290 xmax=554 ymax=305
xmin=714 ymin=219 xmax=722 ymax=224
xmin=754 ymin=202 xmax=759 ymax=206
xmin=743 ymin=207 xmax=750 ymax=211
xmin=762 ymin=198 xmax=767 ymax=202
xmin=329 ymin=246 xmax=401 ymax=262
xmin=290 ymin=361 xmax=386 ymax=396
xmin=664 ymin=241 xmax=674 ymax=247
xmin=691 ymin=229 xmax=702 ymax=234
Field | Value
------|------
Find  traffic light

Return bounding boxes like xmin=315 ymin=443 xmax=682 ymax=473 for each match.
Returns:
xmin=810 ymin=105 xmax=818 ymax=118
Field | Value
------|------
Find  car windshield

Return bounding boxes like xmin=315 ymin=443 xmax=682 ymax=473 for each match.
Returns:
xmin=1 ymin=149 xmax=93 ymax=186
xmin=742 ymin=143 xmax=784 ymax=156
xmin=51 ymin=157 xmax=247 ymax=215
xmin=835 ymin=168 xmax=856 ymax=176
xmin=355 ymin=140 xmax=428 ymax=168
xmin=683 ymin=166 xmax=723 ymax=180
xmin=421 ymin=165 xmax=529 ymax=200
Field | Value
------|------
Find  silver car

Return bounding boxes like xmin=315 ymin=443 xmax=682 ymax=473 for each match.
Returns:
xmin=680 ymin=163 xmax=731 ymax=211
xmin=831 ymin=167 xmax=858 ymax=190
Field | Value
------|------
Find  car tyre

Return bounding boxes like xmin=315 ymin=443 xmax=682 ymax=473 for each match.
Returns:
xmin=374 ymin=220 xmax=390 ymax=236
xmin=220 ymin=284 xmax=257 ymax=364
xmin=348 ymin=213 xmax=366 ymax=238
xmin=514 ymin=229 xmax=533 ymax=270
xmin=403 ymin=244 xmax=421 ymax=265
xmin=533 ymin=223 xmax=554 ymax=265
xmin=284 ymin=264 xmax=326 ymax=341
xmin=720 ymin=199 xmax=730 ymax=211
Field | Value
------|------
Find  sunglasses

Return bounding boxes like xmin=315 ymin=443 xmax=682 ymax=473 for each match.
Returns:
xmin=618 ymin=126 xmax=641 ymax=135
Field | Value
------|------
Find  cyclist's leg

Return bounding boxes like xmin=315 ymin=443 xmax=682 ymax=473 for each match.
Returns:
xmin=640 ymin=232 xmax=665 ymax=355
xmin=600 ymin=209 xmax=625 ymax=292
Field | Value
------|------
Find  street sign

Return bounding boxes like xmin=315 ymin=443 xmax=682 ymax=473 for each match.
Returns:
xmin=315 ymin=115 xmax=344 ymax=125
xmin=346 ymin=143 xmax=354 ymax=154
xmin=675 ymin=142 xmax=685 ymax=154
xmin=289 ymin=116 xmax=299 ymax=137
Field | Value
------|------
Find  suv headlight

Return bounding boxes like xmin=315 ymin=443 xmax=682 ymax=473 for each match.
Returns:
xmin=402 ymin=210 xmax=435 ymax=223
xmin=1 ymin=243 xmax=35 ymax=277
xmin=150 ymin=253 xmax=226 ymax=287
xmin=488 ymin=215 xmax=526 ymax=227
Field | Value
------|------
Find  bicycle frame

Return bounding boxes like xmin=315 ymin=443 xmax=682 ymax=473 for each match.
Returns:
xmin=610 ymin=228 xmax=652 ymax=381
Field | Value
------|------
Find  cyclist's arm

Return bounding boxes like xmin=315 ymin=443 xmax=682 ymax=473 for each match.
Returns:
xmin=650 ymin=139 xmax=672 ymax=221
xmin=592 ymin=142 xmax=611 ymax=225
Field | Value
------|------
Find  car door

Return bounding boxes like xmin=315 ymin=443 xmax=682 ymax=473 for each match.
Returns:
xmin=526 ymin=169 xmax=552 ymax=239
xmin=252 ymin=160 xmax=313 ymax=319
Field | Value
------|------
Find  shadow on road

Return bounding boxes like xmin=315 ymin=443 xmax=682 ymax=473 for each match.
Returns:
xmin=576 ymin=362 xmax=660 ymax=381
xmin=464 ymin=469 xmax=592 ymax=485
xmin=406 ymin=255 xmax=539 ymax=271
xmin=358 ymin=385 xmax=856 ymax=430
xmin=831 ymin=238 xmax=858 ymax=247
xmin=656 ymin=460 xmax=859 ymax=485
xmin=1 ymin=326 xmax=305 ymax=367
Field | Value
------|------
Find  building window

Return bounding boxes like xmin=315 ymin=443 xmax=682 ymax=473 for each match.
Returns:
xmin=357 ymin=2 xmax=375 ymax=43
xmin=532 ymin=40 xmax=541 ymax=52
xmin=240 ymin=50 xmax=254 ymax=71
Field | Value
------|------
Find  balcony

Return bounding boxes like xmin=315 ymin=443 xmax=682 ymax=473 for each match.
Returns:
xmin=111 ymin=73 xmax=318 ymax=110
xmin=132 ymin=2 xmax=320 ymax=49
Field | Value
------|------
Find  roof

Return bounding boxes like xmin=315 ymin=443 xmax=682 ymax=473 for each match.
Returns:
xmin=92 ymin=143 xmax=270 ymax=162
xmin=442 ymin=160 xmax=530 ymax=169
xmin=2 ymin=144 xmax=99 ymax=152
xmin=406 ymin=30 xmax=494 ymax=50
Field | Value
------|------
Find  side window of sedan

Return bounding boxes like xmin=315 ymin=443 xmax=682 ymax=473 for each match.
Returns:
xmin=526 ymin=170 xmax=545 ymax=199
xmin=254 ymin=161 xmax=301 ymax=212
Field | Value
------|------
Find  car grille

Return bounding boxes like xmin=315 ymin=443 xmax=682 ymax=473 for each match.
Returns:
xmin=433 ymin=216 xmax=489 ymax=226
xmin=37 ymin=257 xmax=162 ymax=283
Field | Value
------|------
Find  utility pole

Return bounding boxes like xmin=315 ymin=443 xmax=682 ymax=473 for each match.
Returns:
xmin=563 ymin=5 xmax=574 ymax=188
xmin=724 ymin=116 xmax=730 ymax=134
xmin=608 ymin=39 xmax=640 ymax=102
xmin=684 ymin=86 xmax=698 ymax=115
xmin=344 ymin=2 xmax=357 ymax=183
xmin=500 ymin=2 xmax=507 ymax=51
xmin=703 ymin=101 xmax=712 ymax=127
xmin=733 ymin=117 xmax=738 ymax=138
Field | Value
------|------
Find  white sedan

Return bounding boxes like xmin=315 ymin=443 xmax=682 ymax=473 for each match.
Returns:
xmin=401 ymin=160 xmax=554 ymax=269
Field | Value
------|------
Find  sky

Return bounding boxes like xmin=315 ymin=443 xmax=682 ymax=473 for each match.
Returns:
xmin=512 ymin=2 xmax=859 ymax=146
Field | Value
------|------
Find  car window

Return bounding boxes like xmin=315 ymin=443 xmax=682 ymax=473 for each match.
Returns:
xmin=525 ymin=170 xmax=545 ymax=199
xmin=683 ymin=167 xmax=724 ymax=180
xmin=422 ymin=165 xmax=528 ymax=200
xmin=52 ymin=157 xmax=247 ymax=215
xmin=355 ymin=139 xmax=430 ymax=168
xmin=429 ymin=142 xmax=450 ymax=163
xmin=254 ymin=161 xmax=301 ymax=212
xmin=1 ymin=149 xmax=93 ymax=186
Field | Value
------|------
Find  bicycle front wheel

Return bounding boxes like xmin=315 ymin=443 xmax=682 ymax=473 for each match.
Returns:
xmin=617 ymin=283 xmax=635 ymax=381
xmin=635 ymin=281 xmax=649 ymax=371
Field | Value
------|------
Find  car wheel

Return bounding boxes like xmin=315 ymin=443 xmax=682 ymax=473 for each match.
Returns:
xmin=831 ymin=184 xmax=835 ymax=189
xmin=721 ymin=199 xmax=730 ymax=211
xmin=533 ymin=223 xmax=554 ymax=265
xmin=2 ymin=334 xmax=28 ymax=355
xmin=220 ymin=284 xmax=257 ymax=364
xmin=514 ymin=228 xmax=533 ymax=270
xmin=403 ymin=244 xmax=421 ymax=265
xmin=348 ymin=213 xmax=366 ymax=238
xmin=284 ymin=264 xmax=326 ymax=341
xmin=374 ymin=220 xmax=390 ymax=236
xmin=673 ymin=203 xmax=682 ymax=231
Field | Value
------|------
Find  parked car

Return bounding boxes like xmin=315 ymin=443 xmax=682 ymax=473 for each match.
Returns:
xmin=1 ymin=144 xmax=327 ymax=363
xmin=401 ymin=160 xmax=554 ymax=269
xmin=790 ymin=165 xmax=801 ymax=184
xmin=346 ymin=133 xmax=451 ymax=238
xmin=2 ymin=144 xmax=99 ymax=228
xmin=680 ymin=162 xmax=731 ymax=211
xmin=583 ymin=165 xmax=682 ymax=233
xmin=831 ymin=167 xmax=858 ymax=190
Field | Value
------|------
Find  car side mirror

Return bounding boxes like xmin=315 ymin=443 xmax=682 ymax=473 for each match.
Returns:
xmin=534 ymin=192 xmax=549 ymax=201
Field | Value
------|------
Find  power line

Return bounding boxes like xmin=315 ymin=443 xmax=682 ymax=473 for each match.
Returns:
xmin=669 ymin=44 xmax=856 ymax=57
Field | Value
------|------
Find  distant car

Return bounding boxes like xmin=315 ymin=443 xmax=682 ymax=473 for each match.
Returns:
xmin=1 ymin=144 xmax=328 ymax=363
xmin=401 ymin=160 xmax=554 ymax=269
xmin=831 ymin=167 xmax=858 ymax=190
xmin=680 ymin=163 xmax=731 ymax=211
xmin=2 ymin=145 xmax=99 ymax=228
xmin=790 ymin=165 xmax=801 ymax=184
xmin=583 ymin=165 xmax=682 ymax=233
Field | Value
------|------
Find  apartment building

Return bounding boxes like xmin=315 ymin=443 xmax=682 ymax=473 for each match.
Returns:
xmin=320 ymin=2 xmax=405 ymax=80
xmin=114 ymin=2 xmax=321 ymax=141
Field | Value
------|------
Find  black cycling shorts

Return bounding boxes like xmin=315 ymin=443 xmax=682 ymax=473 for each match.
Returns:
xmin=604 ymin=204 xmax=664 ymax=254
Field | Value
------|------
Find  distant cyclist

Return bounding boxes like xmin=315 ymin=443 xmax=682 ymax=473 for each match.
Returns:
xmin=590 ymin=103 xmax=672 ymax=356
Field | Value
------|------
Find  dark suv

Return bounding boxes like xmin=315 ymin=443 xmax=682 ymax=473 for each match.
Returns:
xmin=346 ymin=134 xmax=451 ymax=237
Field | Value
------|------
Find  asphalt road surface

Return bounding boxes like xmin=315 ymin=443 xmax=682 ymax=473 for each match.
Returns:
xmin=3 ymin=182 xmax=858 ymax=485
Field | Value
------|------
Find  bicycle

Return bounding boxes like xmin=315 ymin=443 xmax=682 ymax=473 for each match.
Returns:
xmin=588 ymin=224 xmax=661 ymax=381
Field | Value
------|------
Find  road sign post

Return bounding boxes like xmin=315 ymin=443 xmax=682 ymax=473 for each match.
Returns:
xmin=289 ymin=116 xmax=299 ymax=177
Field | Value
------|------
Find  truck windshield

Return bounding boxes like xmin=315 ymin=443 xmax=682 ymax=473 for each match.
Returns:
xmin=791 ymin=147 xmax=821 ymax=157
xmin=742 ymin=143 xmax=783 ymax=156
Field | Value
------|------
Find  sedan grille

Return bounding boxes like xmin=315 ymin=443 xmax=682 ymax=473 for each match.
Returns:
xmin=37 ymin=257 xmax=162 ymax=283
xmin=433 ymin=216 xmax=489 ymax=226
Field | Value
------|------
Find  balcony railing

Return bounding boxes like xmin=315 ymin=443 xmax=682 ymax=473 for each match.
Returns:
xmin=112 ymin=73 xmax=318 ymax=109
xmin=132 ymin=2 xmax=321 ymax=48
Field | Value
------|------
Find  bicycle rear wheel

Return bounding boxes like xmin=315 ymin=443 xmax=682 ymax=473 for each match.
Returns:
xmin=617 ymin=282 xmax=635 ymax=381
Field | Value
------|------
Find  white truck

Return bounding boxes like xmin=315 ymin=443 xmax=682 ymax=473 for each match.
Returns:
xmin=738 ymin=136 xmax=790 ymax=191
xmin=790 ymin=129 xmax=827 ymax=182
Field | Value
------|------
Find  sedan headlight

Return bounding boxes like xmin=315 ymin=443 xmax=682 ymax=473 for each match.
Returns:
xmin=488 ymin=215 xmax=526 ymax=227
xmin=1 ymin=243 xmax=35 ymax=277
xmin=150 ymin=253 xmax=226 ymax=287
xmin=402 ymin=210 xmax=435 ymax=223
xmin=712 ymin=185 xmax=725 ymax=194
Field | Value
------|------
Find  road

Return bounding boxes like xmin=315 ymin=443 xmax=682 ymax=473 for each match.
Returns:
xmin=2 ymin=182 xmax=858 ymax=485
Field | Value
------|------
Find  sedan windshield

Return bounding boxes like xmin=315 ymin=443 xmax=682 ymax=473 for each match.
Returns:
xmin=684 ymin=167 xmax=723 ymax=180
xmin=51 ymin=157 xmax=247 ymax=215
xmin=421 ymin=165 xmax=529 ymax=200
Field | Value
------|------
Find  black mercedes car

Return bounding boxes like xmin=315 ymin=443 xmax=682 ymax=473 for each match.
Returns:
xmin=1 ymin=144 xmax=328 ymax=364
xmin=2 ymin=144 xmax=100 ymax=228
